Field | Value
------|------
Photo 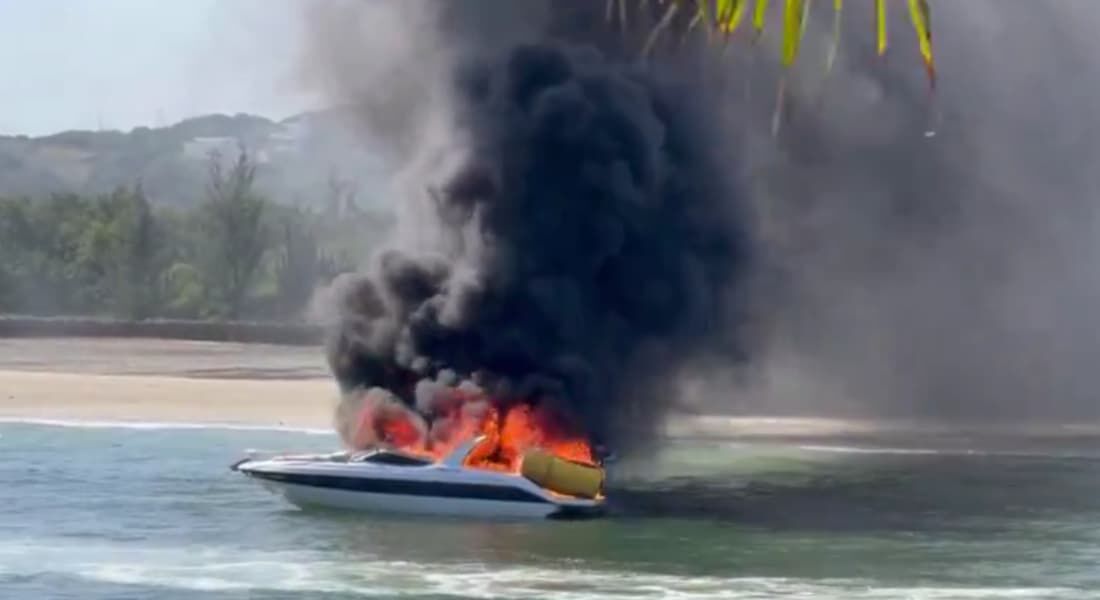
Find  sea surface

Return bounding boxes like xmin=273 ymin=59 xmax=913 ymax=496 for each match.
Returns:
xmin=3 ymin=420 xmax=1100 ymax=599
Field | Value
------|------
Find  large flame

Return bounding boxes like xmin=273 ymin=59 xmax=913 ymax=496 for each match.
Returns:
xmin=349 ymin=388 xmax=596 ymax=472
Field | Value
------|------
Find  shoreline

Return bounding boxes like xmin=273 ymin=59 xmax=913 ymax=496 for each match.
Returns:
xmin=3 ymin=369 xmax=1099 ymax=448
xmin=2 ymin=338 xmax=1099 ymax=448
xmin=0 ymin=370 xmax=337 ymax=430
xmin=0 ymin=316 xmax=321 ymax=346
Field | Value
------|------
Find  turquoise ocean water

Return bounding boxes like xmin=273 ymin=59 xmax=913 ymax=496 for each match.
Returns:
xmin=3 ymin=420 xmax=1100 ymax=599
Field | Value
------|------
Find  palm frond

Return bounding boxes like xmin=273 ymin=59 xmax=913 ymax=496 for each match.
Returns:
xmin=908 ymin=0 xmax=936 ymax=88
xmin=615 ymin=0 xmax=937 ymax=88
xmin=825 ymin=0 xmax=842 ymax=75
xmin=612 ymin=0 xmax=938 ymax=136
xmin=781 ymin=0 xmax=806 ymax=67
xmin=642 ymin=1 xmax=682 ymax=57
xmin=874 ymin=0 xmax=888 ymax=56
xmin=752 ymin=0 xmax=770 ymax=41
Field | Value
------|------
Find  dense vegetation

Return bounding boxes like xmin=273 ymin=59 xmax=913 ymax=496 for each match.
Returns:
xmin=0 ymin=150 xmax=389 ymax=322
xmin=0 ymin=1 xmax=939 ymax=324
xmin=0 ymin=111 xmax=383 ymax=210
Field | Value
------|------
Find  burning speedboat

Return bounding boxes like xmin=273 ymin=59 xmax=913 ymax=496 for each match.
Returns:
xmin=232 ymin=435 xmax=606 ymax=519
xmin=234 ymin=372 xmax=612 ymax=518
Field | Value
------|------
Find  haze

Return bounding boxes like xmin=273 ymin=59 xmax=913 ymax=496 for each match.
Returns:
xmin=0 ymin=0 xmax=311 ymax=135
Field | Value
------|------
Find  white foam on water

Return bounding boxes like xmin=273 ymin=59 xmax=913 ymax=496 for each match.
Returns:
xmin=794 ymin=444 xmax=1100 ymax=460
xmin=1 ymin=540 xmax=1094 ymax=599
xmin=797 ymin=444 xmax=950 ymax=456
xmin=64 ymin=563 xmax=1100 ymax=599
xmin=0 ymin=417 xmax=333 ymax=436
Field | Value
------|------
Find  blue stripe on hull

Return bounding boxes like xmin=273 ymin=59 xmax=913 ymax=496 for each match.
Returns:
xmin=245 ymin=470 xmax=551 ymax=504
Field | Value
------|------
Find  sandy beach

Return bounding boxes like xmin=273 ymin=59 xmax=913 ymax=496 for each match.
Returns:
xmin=0 ymin=337 xmax=336 ymax=429
xmin=0 ymin=370 xmax=337 ymax=428
xmin=3 ymin=337 xmax=1100 ymax=448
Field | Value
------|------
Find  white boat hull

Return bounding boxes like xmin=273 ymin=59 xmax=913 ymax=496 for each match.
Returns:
xmin=234 ymin=444 xmax=605 ymax=519
xmin=258 ymin=480 xmax=565 ymax=518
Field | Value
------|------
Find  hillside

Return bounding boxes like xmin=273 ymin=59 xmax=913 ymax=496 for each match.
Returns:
xmin=0 ymin=111 xmax=387 ymax=209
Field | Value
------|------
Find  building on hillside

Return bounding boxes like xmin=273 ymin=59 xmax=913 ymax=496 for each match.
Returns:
xmin=182 ymin=137 xmax=243 ymax=162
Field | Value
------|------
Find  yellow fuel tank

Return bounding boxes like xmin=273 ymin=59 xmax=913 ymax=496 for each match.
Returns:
xmin=520 ymin=449 xmax=604 ymax=499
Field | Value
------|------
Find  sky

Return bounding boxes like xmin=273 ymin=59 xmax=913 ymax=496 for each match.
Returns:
xmin=0 ymin=0 xmax=316 ymax=136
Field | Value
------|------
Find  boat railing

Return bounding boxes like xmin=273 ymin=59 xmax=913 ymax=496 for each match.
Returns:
xmin=440 ymin=436 xmax=486 ymax=468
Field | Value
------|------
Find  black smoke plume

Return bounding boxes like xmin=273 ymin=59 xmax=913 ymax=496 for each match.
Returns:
xmin=322 ymin=26 xmax=749 ymax=451
xmin=305 ymin=0 xmax=1100 ymax=451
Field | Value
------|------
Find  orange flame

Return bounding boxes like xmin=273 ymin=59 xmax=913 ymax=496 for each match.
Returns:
xmin=351 ymin=390 xmax=595 ymax=473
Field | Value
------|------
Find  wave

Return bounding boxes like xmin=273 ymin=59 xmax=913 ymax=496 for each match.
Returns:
xmin=794 ymin=444 xmax=1100 ymax=460
xmin=796 ymin=444 xmax=951 ymax=456
xmin=1 ymin=540 xmax=1093 ymax=599
xmin=85 ymin=568 xmax=1090 ymax=599
xmin=39 ymin=560 xmax=1100 ymax=599
xmin=0 ymin=417 xmax=333 ymax=436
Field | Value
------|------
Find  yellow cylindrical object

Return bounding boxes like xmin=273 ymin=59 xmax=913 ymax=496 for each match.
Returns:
xmin=520 ymin=449 xmax=604 ymax=499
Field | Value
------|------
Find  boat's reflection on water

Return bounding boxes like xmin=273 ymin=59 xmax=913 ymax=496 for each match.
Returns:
xmin=272 ymin=440 xmax=1100 ymax=583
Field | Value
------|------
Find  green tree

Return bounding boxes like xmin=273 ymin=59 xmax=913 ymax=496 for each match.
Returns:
xmin=274 ymin=208 xmax=341 ymax=319
xmin=161 ymin=261 xmax=206 ymax=318
xmin=0 ymin=198 xmax=25 ymax=311
xmin=106 ymin=184 xmax=162 ymax=319
xmin=154 ymin=208 xmax=208 ymax=318
xmin=15 ymin=193 xmax=105 ymax=314
xmin=0 ymin=228 xmax=13 ymax=311
xmin=0 ymin=154 xmax=366 ymax=321
xmin=199 ymin=148 xmax=269 ymax=319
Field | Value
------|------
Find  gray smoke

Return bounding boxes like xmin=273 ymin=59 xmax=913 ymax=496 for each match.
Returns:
xmin=302 ymin=0 xmax=1100 ymax=452
xmin=731 ymin=1 xmax=1100 ymax=422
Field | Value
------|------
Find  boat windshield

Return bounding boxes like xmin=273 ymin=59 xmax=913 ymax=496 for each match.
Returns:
xmin=353 ymin=450 xmax=433 ymax=467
